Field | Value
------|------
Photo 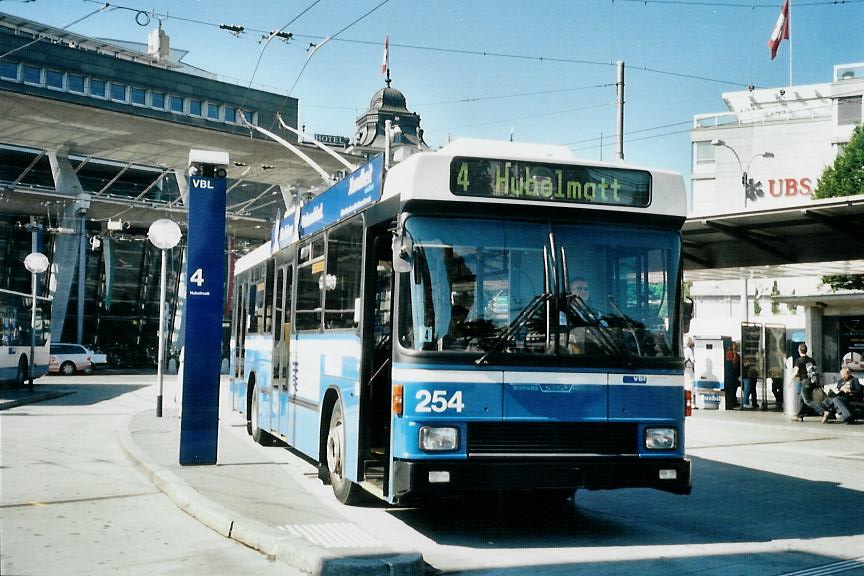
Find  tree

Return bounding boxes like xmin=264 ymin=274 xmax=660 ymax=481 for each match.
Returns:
xmin=813 ymin=124 xmax=864 ymax=199
xmin=813 ymin=124 xmax=864 ymax=290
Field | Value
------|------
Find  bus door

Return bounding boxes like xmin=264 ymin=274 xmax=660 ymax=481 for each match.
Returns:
xmin=271 ymin=264 xmax=293 ymax=439
xmin=360 ymin=228 xmax=394 ymax=491
xmin=231 ymin=280 xmax=247 ymax=411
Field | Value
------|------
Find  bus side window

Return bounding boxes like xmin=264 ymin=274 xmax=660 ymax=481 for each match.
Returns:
xmin=296 ymin=239 xmax=323 ymax=331
xmin=324 ymin=218 xmax=364 ymax=330
xmin=272 ymin=267 xmax=284 ymax=380
xmin=247 ymin=284 xmax=258 ymax=334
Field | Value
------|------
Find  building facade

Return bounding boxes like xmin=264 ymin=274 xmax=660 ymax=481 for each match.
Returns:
xmin=0 ymin=13 xmax=353 ymax=367
xmin=689 ymin=63 xmax=864 ymax=378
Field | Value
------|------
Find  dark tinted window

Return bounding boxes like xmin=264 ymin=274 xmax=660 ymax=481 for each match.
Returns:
xmin=111 ymin=83 xmax=127 ymax=102
xmin=131 ymin=87 xmax=146 ymax=105
xmin=151 ymin=92 xmax=165 ymax=109
xmin=90 ymin=78 xmax=106 ymax=97
xmin=68 ymin=74 xmax=85 ymax=93
xmin=46 ymin=69 xmax=63 ymax=89
xmin=0 ymin=61 xmax=18 ymax=80
xmin=23 ymin=64 xmax=40 ymax=84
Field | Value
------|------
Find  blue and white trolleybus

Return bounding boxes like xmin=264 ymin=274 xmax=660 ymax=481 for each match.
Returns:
xmin=230 ymin=139 xmax=692 ymax=504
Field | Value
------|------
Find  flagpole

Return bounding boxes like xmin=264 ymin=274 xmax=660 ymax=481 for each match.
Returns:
xmin=788 ymin=0 xmax=792 ymax=87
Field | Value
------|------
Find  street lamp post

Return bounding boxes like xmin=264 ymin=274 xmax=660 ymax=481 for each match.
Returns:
xmin=23 ymin=252 xmax=49 ymax=391
xmin=711 ymin=139 xmax=774 ymax=207
xmin=147 ymin=219 xmax=182 ymax=417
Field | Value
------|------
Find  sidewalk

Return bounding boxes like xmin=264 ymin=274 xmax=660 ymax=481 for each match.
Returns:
xmin=691 ymin=403 xmax=864 ymax=439
xmin=118 ymin=408 xmax=425 ymax=576
xmin=2 ymin=380 xmax=423 ymax=576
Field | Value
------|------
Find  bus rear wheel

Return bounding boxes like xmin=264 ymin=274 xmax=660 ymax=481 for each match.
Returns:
xmin=326 ymin=402 xmax=364 ymax=505
xmin=15 ymin=356 xmax=28 ymax=387
xmin=249 ymin=387 xmax=274 ymax=446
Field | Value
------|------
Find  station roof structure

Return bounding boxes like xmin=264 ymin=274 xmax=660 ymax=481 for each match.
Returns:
xmin=0 ymin=12 xmax=364 ymax=242
xmin=683 ymin=194 xmax=864 ymax=281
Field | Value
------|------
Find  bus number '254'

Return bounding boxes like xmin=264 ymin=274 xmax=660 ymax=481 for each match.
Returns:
xmin=415 ymin=390 xmax=464 ymax=413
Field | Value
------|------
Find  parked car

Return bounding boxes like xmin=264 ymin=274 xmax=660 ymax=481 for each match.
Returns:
xmin=49 ymin=343 xmax=108 ymax=375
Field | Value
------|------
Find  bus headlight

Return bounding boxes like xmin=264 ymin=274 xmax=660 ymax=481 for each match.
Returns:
xmin=419 ymin=427 xmax=459 ymax=451
xmin=645 ymin=427 xmax=677 ymax=450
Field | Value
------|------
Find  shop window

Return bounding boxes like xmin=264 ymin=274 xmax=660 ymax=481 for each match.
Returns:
xmin=324 ymin=218 xmax=364 ymax=330
xmin=22 ymin=64 xmax=41 ymax=85
xmin=0 ymin=61 xmax=18 ymax=80
xmin=838 ymin=96 xmax=862 ymax=126
xmin=46 ymin=69 xmax=63 ymax=90
xmin=151 ymin=91 xmax=165 ymax=109
xmin=131 ymin=87 xmax=146 ymax=106
xmin=68 ymin=73 xmax=85 ymax=93
xmin=170 ymin=95 xmax=184 ymax=113
xmin=111 ymin=82 xmax=128 ymax=102
xmin=90 ymin=78 xmax=106 ymax=98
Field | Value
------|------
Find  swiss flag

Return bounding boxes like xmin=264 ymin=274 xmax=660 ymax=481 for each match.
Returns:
xmin=381 ymin=35 xmax=389 ymax=76
xmin=768 ymin=0 xmax=790 ymax=60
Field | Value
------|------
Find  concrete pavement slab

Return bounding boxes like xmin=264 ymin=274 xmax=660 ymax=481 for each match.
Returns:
xmin=118 ymin=408 xmax=425 ymax=576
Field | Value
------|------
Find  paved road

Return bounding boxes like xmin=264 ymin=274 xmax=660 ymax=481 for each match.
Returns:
xmin=4 ymin=376 xmax=864 ymax=576
xmin=226 ymin=408 xmax=864 ymax=576
xmin=0 ymin=376 xmax=302 ymax=576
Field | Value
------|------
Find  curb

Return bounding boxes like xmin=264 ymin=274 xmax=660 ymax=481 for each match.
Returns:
xmin=117 ymin=412 xmax=425 ymax=576
xmin=0 ymin=390 xmax=75 ymax=411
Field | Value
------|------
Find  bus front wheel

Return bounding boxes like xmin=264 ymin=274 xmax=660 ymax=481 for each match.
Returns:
xmin=326 ymin=402 xmax=364 ymax=505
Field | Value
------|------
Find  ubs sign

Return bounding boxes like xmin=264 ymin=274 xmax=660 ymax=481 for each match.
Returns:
xmin=766 ymin=177 xmax=814 ymax=197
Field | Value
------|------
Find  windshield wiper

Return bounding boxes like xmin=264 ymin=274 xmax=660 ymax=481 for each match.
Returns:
xmin=606 ymin=296 xmax=643 ymax=356
xmin=564 ymin=293 xmax=625 ymax=359
xmin=475 ymin=291 xmax=551 ymax=366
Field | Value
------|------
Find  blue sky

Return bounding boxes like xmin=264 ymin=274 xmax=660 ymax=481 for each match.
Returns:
xmin=2 ymin=0 xmax=862 ymax=185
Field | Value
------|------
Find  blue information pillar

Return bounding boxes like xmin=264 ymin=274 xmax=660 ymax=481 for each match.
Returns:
xmin=180 ymin=152 xmax=228 ymax=465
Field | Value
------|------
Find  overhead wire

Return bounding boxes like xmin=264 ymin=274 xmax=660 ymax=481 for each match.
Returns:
xmin=416 ymin=84 xmax=615 ymax=106
xmin=78 ymin=0 xmax=764 ymax=88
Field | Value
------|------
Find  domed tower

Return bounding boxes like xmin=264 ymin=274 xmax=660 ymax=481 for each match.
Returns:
xmin=350 ymin=77 xmax=429 ymax=161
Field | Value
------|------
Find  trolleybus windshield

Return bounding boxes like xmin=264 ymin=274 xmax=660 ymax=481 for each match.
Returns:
xmin=398 ymin=217 xmax=680 ymax=363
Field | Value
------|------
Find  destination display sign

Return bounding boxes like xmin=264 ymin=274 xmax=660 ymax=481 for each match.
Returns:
xmin=299 ymin=154 xmax=383 ymax=237
xmin=449 ymin=157 xmax=651 ymax=207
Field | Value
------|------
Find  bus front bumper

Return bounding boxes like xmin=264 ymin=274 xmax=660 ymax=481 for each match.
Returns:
xmin=392 ymin=457 xmax=692 ymax=501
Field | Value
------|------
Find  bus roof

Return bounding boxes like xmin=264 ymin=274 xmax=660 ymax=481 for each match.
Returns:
xmin=383 ymin=138 xmax=687 ymax=218
xmin=240 ymin=138 xmax=687 ymax=273
xmin=234 ymin=240 xmax=272 ymax=275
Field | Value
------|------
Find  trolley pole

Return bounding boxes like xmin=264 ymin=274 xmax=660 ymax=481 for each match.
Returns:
xmin=616 ymin=61 xmax=625 ymax=162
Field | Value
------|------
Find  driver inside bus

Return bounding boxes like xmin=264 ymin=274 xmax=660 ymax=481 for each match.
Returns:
xmin=565 ymin=276 xmax=600 ymax=354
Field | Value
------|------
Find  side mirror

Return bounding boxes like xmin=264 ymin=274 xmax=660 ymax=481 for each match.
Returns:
xmin=392 ymin=234 xmax=413 ymax=273
xmin=682 ymin=297 xmax=694 ymax=335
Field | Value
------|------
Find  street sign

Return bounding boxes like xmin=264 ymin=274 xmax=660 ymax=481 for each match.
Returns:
xmin=180 ymin=171 xmax=227 ymax=465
